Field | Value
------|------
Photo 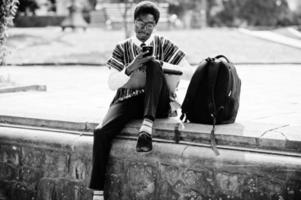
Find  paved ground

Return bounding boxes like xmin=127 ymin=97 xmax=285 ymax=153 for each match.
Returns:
xmin=1 ymin=65 xmax=301 ymax=127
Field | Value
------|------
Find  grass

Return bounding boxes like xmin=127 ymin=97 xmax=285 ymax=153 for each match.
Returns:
xmin=5 ymin=27 xmax=301 ymax=65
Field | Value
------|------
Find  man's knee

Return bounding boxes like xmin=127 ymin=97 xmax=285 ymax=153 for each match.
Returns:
xmin=147 ymin=60 xmax=163 ymax=74
xmin=150 ymin=60 xmax=162 ymax=69
xmin=94 ymin=128 xmax=108 ymax=141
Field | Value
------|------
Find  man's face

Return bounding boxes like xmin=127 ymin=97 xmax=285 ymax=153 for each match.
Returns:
xmin=134 ymin=14 xmax=156 ymax=42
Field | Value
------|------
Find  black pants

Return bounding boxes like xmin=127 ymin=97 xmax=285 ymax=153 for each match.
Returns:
xmin=89 ymin=60 xmax=170 ymax=190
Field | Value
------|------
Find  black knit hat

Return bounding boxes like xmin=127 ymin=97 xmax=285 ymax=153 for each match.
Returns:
xmin=134 ymin=1 xmax=160 ymax=24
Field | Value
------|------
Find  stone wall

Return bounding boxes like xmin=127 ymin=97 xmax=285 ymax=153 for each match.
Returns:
xmin=0 ymin=126 xmax=93 ymax=200
xmin=0 ymin=118 xmax=301 ymax=200
xmin=106 ymin=140 xmax=301 ymax=200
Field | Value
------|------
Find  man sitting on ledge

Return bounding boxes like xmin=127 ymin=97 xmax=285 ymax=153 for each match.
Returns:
xmin=89 ymin=1 xmax=192 ymax=199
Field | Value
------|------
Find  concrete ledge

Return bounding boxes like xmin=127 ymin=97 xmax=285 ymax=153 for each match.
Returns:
xmin=0 ymin=85 xmax=47 ymax=93
xmin=0 ymin=123 xmax=301 ymax=200
xmin=0 ymin=115 xmax=96 ymax=132
xmin=0 ymin=115 xmax=300 ymax=154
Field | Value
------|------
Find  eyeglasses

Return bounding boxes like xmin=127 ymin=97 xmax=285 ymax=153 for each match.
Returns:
xmin=135 ymin=20 xmax=156 ymax=30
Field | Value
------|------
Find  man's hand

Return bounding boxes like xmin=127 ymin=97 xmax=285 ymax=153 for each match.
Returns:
xmin=126 ymin=51 xmax=154 ymax=75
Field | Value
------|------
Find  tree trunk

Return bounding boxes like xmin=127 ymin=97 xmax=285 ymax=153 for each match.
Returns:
xmin=123 ymin=0 xmax=133 ymax=38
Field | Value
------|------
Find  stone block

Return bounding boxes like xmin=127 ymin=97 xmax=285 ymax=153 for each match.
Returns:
xmin=160 ymin=164 xmax=181 ymax=186
xmin=104 ymin=174 xmax=123 ymax=200
xmin=68 ymin=147 xmax=93 ymax=186
xmin=37 ymin=178 xmax=92 ymax=200
xmin=182 ymin=169 xmax=214 ymax=196
xmin=0 ymin=181 xmax=11 ymax=200
xmin=71 ymin=160 xmax=87 ymax=180
xmin=0 ymin=163 xmax=19 ymax=181
xmin=123 ymin=161 xmax=158 ymax=200
xmin=157 ymin=180 xmax=180 ymax=200
xmin=0 ymin=144 xmax=20 ymax=166
xmin=19 ymin=166 xmax=44 ymax=189
xmin=159 ymin=163 xmax=215 ymax=199
xmin=21 ymin=146 xmax=46 ymax=168
xmin=216 ymin=172 xmax=240 ymax=196
xmin=8 ymin=182 xmax=36 ymax=200
xmin=42 ymin=151 xmax=70 ymax=178
xmin=36 ymin=178 xmax=56 ymax=200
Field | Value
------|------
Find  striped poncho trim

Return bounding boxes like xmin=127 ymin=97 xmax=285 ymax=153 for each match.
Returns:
xmin=107 ymin=35 xmax=185 ymax=71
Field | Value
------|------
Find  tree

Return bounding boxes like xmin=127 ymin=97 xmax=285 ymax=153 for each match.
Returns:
xmin=17 ymin=0 xmax=39 ymax=16
xmin=240 ymin=0 xmax=290 ymax=26
xmin=207 ymin=0 xmax=292 ymax=27
xmin=0 ymin=0 xmax=19 ymax=65
xmin=120 ymin=0 xmax=134 ymax=38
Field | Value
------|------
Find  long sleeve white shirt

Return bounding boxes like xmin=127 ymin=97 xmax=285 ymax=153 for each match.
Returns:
xmin=107 ymin=58 xmax=193 ymax=90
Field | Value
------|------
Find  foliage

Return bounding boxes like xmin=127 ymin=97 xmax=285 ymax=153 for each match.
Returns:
xmin=17 ymin=0 xmax=39 ymax=15
xmin=208 ymin=0 xmax=293 ymax=27
xmin=207 ymin=0 xmax=242 ymax=26
xmin=167 ymin=0 xmax=206 ymax=18
xmin=0 ymin=0 xmax=19 ymax=65
xmin=240 ymin=0 xmax=291 ymax=26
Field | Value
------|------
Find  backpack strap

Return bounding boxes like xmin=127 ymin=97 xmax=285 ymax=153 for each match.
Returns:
xmin=215 ymin=55 xmax=230 ymax=63
xmin=207 ymin=58 xmax=220 ymax=156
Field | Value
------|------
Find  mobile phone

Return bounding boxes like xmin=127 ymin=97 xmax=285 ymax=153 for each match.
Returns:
xmin=142 ymin=46 xmax=153 ymax=57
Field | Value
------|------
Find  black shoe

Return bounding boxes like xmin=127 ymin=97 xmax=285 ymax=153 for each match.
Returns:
xmin=136 ymin=132 xmax=153 ymax=152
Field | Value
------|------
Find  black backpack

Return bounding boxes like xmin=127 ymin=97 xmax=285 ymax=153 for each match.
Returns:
xmin=180 ymin=55 xmax=241 ymax=155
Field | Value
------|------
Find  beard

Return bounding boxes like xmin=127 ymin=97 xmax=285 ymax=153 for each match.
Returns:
xmin=136 ymin=30 xmax=151 ymax=42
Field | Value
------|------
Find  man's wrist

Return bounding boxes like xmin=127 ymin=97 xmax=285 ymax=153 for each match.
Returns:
xmin=125 ymin=67 xmax=132 ymax=76
xmin=159 ymin=60 xmax=164 ymax=66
